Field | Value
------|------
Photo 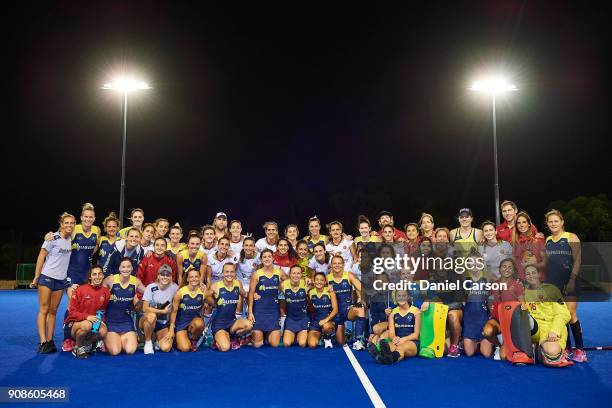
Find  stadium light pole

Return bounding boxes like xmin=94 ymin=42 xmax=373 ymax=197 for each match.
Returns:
xmin=468 ymin=78 xmax=518 ymax=225
xmin=102 ymin=78 xmax=152 ymax=228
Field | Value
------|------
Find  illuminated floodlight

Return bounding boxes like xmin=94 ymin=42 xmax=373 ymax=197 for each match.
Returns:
xmin=468 ymin=78 xmax=517 ymax=94
xmin=102 ymin=77 xmax=152 ymax=91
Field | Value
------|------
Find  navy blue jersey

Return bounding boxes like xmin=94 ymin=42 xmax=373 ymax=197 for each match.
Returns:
xmin=282 ymin=279 xmax=308 ymax=320
xmin=391 ymin=305 xmax=419 ymax=338
xmin=106 ymin=275 xmax=138 ymax=323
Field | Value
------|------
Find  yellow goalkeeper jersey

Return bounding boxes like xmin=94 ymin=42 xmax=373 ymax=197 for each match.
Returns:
xmin=525 ymin=283 xmax=570 ymax=336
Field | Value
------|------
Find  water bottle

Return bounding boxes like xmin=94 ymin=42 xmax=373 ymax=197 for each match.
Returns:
xmin=92 ymin=310 xmax=104 ymax=333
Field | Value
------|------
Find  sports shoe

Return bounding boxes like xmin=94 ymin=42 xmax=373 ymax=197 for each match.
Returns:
xmin=231 ymin=338 xmax=241 ymax=350
xmin=241 ymin=334 xmax=253 ymax=346
xmin=62 ymin=338 xmax=75 ymax=352
xmin=47 ymin=340 xmax=57 ymax=353
xmin=493 ymin=346 xmax=501 ymax=361
xmin=72 ymin=346 xmax=89 ymax=359
xmin=447 ymin=344 xmax=460 ymax=358
xmin=154 ymin=341 xmax=160 ymax=351
xmin=352 ymin=339 xmax=365 ymax=351
xmin=571 ymin=348 xmax=588 ymax=363
xmin=378 ymin=340 xmax=394 ymax=365
xmin=366 ymin=341 xmax=378 ymax=358
xmin=144 ymin=341 xmax=154 ymax=355
xmin=38 ymin=342 xmax=48 ymax=354
xmin=323 ymin=339 xmax=333 ymax=349
xmin=95 ymin=340 xmax=105 ymax=353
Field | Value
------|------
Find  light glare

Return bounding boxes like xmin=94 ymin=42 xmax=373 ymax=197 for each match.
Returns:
xmin=102 ymin=77 xmax=152 ymax=91
xmin=469 ymin=78 xmax=517 ymax=94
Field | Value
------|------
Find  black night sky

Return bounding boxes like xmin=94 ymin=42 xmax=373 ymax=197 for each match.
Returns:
xmin=3 ymin=1 xmax=610 ymax=236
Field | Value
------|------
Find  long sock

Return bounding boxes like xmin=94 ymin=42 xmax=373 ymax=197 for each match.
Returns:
xmin=392 ymin=350 xmax=401 ymax=362
xmin=565 ymin=324 xmax=573 ymax=350
xmin=570 ymin=321 xmax=584 ymax=349
xmin=63 ymin=310 xmax=70 ymax=340
xmin=354 ymin=317 xmax=366 ymax=341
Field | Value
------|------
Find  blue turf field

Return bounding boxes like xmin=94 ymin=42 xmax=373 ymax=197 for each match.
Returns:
xmin=0 ymin=291 xmax=611 ymax=407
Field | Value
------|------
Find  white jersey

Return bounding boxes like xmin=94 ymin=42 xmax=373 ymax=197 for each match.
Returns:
xmin=199 ymin=244 xmax=217 ymax=258
xmin=236 ymin=253 xmax=260 ymax=291
xmin=208 ymin=252 xmax=239 ymax=283
xmin=255 ymin=238 xmax=277 ymax=253
xmin=479 ymin=241 xmax=513 ymax=279
xmin=326 ymin=239 xmax=354 ymax=270
xmin=40 ymin=233 xmax=72 ymax=280
xmin=308 ymin=257 xmax=329 ymax=274
xmin=229 ymin=238 xmax=244 ymax=257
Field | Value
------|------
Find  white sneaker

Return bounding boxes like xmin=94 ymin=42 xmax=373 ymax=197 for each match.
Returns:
xmin=352 ymin=340 xmax=365 ymax=351
xmin=144 ymin=341 xmax=154 ymax=355
xmin=324 ymin=339 xmax=333 ymax=349
xmin=494 ymin=346 xmax=501 ymax=360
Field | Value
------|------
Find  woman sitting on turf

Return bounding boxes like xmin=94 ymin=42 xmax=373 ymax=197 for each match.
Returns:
xmin=281 ymin=265 xmax=309 ymax=347
xmin=207 ymin=263 xmax=252 ymax=351
xmin=307 ymin=272 xmax=338 ymax=348
xmin=524 ymin=265 xmax=573 ymax=367
xmin=102 ymin=257 xmax=145 ymax=355
xmin=482 ymin=258 xmax=524 ymax=360
xmin=369 ymin=289 xmax=421 ymax=365
xmin=64 ymin=265 xmax=111 ymax=359
xmin=169 ymin=269 xmax=206 ymax=352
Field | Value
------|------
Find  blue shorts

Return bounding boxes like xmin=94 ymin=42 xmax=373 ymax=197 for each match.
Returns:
xmin=155 ymin=321 xmax=170 ymax=332
xmin=107 ymin=320 xmax=135 ymax=334
xmin=284 ymin=316 xmax=309 ymax=333
xmin=212 ymin=319 xmax=236 ymax=335
xmin=176 ymin=317 xmax=199 ymax=332
xmin=333 ymin=304 xmax=351 ymax=326
xmin=253 ymin=309 xmax=280 ymax=332
xmin=462 ymin=303 xmax=489 ymax=340
xmin=38 ymin=274 xmax=67 ymax=291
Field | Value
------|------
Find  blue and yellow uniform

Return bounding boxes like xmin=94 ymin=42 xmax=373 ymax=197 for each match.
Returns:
xmin=327 ymin=271 xmax=353 ymax=325
xmin=106 ymin=274 xmax=138 ymax=333
xmin=309 ymin=287 xmax=333 ymax=331
xmin=167 ymin=242 xmax=187 ymax=258
xmin=282 ymin=279 xmax=309 ymax=332
xmin=180 ymin=249 xmax=205 ymax=273
xmin=175 ymin=286 xmax=204 ymax=332
xmin=211 ymin=280 xmax=241 ymax=334
xmin=453 ymin=228 xmax=479 ymax=258
xmin=545 ymin=232 xmax=578 ymax=295
xmin=305 ymin=235 xmax=329 ymax=251
xmin=252 ymin=268 xmax=281 ymax=332
xmin=67 ymin=224 xmax=101 ymax=285
xmin=98 ymin=236 xmax=118 ymax=276
xmin=391 ymin=305 xmax=419 ymax=347
xmin=462 ymin=277 xmax=490 ymax=340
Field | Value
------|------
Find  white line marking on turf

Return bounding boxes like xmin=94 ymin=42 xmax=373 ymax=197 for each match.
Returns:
xmin=343 ymin=345 xmax=386 ymax=408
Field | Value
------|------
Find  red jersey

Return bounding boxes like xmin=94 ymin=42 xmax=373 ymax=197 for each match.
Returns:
xmin=273 ymin=252 xmax=297 ymax=269
xmin=491 ymin=278 xmax=524 ymax=320
xmin=64 ymin=284 xmax=111 ymax=323
xmin=137 ymin=254 xmax=178 ymax=290
xmin=377 ymin=227 xmax=407 ymax=241
xmin=512 ymin=235 xmax=545 ymax=280
xmin=496 ymin=220 xmax=538 ymax=242
xmin=403 ymin=238 xmax=421 ymax=257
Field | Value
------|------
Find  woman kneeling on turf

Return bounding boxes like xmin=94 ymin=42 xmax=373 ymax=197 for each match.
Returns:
xmin=208 ymin=263 xmax=252 ymax=351
xmin=103 ymin=258 xmax=145 ymax=355
xmin=64 ymin=265 xmax=111 ymax=359
xmin=370 ymin=289 xmax=421 ymax=364
xmin=307 ymin=272 xmax=338 ymax=348
xmin=524 ymin=265 xmax=573 ymax=367
xmin=169 ymin=269 xmax=206 ymax=352
xmin=281 ymin=265 xmax=310 ymax=347
xmin=139 ymin=267 xmax=178 ymax=354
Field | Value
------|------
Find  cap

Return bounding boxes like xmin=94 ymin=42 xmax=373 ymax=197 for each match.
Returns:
xmin=215 ymin=212 xmax=227 ymax=219
xmin=158 ymin=264 xmax=173 ymax=277
xmin=458 ymin=208 xmax=473 ymax=217
xmin=378 ymin=210 xmax=393 ymax=219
